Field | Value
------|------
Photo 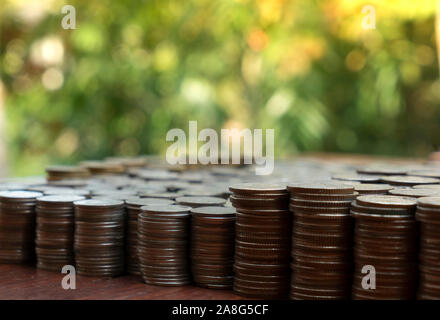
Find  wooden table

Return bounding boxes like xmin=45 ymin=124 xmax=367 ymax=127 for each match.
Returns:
xmin=0 ymin=264 xmax=244 ymax=300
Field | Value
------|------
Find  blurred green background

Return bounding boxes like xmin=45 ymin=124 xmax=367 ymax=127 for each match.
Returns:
xmin=0 ymin=0 xmax=439 ymax=176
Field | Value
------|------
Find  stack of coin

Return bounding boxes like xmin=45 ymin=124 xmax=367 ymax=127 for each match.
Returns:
xmin=140 ymin=192 xmax=180 ymax=200
xmin=105 ymin=156 xmax=147 ymax=168
xmin=351 ymin=195 xmax=418 ymax=299
xmin=287 ymin=182 xmax=356 ymax=300
xmin=355 ymin=184 xmax=393 ymax=195
xmin=44 ymin=188 xmax=90 ymax=197
xmin=381 ymin=175 xmax=440 ymax=187
xmin=176 ymin=196 xmax=226 ymax=208
xmin=415 ymin=197 xmax=440 ymax=299
xmin=0 ymin=191 xmax=43 ymax=263
xmin=74 ymin=199 xmax=125 ymax=277
xmin=229 ymin=183 xmax=291 ymax=299
xmin=332 ymin=172 xmax=381 ymax=183
xmin=190 ymin=206 xmax=236 ymax=289
xmin=80 ymin=161 xmax=126 ymax=176
xmin=178 ymin=186 xmax=231 ymax=199
xmin=138 ymin=205 xmax=192 ymax=286
xmin=388 ymin=188 xmax=440 ymax=198
xmin=35 ymin=195 xmax=85 ymax=271
xmin=357 ymin=165 xmax=407 ymax=176
xmin=125 ymin=197 xmax=174 ymax=275
xmin=46 ymin=165 xmax=90 ymax=181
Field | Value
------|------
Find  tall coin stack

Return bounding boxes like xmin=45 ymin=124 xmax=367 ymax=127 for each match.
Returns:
xmin=36 ymin=195 xmax=85 ymax=271
xmin=125 ymin=197 xmax=174 ymax=275
xmin=190 ymin=206 xmax=236 ymax=289
xmin=287 ymin=182 xmax=356 ymax=300
xmin=74 ymin=199 xmax=125 ymax=277
xmin=351 ymin=195 xmax=418 ymax=299
xmin=0 ymin=191 xmax=43 ymax=263
xmin=229 ymin=183 xmax=291 ymax=299
xmin=416 ymin=196 xmax=440 ymax=299
xmin=138 ymin=205 xmax=192 ymax=286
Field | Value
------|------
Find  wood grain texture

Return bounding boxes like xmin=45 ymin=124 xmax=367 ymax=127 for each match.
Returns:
xmin=0 ymin=264 xmax=245 ymax=300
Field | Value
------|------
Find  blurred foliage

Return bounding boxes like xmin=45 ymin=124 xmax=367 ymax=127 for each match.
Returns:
xmin=0 ymin=0 xmax=439 ymax=176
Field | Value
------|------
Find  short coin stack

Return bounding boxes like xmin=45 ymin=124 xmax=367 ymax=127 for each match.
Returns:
xmin=176 ymin=196 xmax=226 ymax=208
xmin=80 ymin=161 xmax=126 ymax=176
xmin=229 ymin=183 xmax=291 ymax=299
xmin=138 ymin=205 xmax=192 ymax=286
xmin=74 ymin=199 xmax=125 ymax=277
xmin=190 ymin=206 xmax=236 ymax=289
xmin=415 ymin=197 xmax=440 ymax=299
xmin=125 ymin=197 xmax=174 ymax=275
xmin=0 ymin=191 xmax=43 ymax=263
xmin=36 ymin=195 xmax=85 ymax=271
xmin=287 ymin=182 xmax=356 ymax=300
xmin=46 ymin=165 xmax=90 ymax=181
xmin=354 ymin=184 xmax=393 ymax=195
xmin=351 ymin=195 xmax=418 ymax=299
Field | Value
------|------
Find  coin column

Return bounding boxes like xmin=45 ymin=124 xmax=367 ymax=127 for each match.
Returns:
xmin=351 ymin=195 xmax=418 ymax=299
xmin=415 ymin=196 xmax=440 ymax=299
xmin=138 ymin=205 xmax=192 ymax=286
xmin=229 ymin=183 xmax=291 ymax=299
xmin=74 ymin=199 xmax=126 ymax=277
xmin=287 ymin=182 xmax=357 ymax=300
xmin=0 ymin=191 xmax=43 ymax=263
xmin=36 ymin=195 xmax=85 ymax=271
xmin=190 ymin=206 xmax=236 ymax=289
xmin=125 ymin=198 xmax=174 ymax=275
xmin=176 ymin=196 xmax=226 ymax=208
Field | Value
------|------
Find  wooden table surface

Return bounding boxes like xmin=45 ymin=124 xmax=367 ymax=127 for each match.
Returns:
xmin=0 ymin=264 xmax=244 ymax=300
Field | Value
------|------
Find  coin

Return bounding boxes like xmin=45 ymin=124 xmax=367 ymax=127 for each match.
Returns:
xmin=175 ymin=196 xmax=226 ymax=208
xmin=190 ymin=206 xmax=235 ymax=289
xmin=287 ymin=181 xmax=354 ymax=195
xmin=288 ymin=182 xmax=355 ymax=300
xmin=229 ymin=183 xmax=290 ymax=299
xmin=416 ymin=196 xmax=440 ymax=299
xmin=388 ymin=188 xmax=440 ymax=198
xmin=138 ymin=205 xmax=192 ymax=286
xmin=354 ymin=184 xmax=393 ymax=195
xmin=332 ymin=172 xmax=382 ymax=183
xmin=350 ymin=197 xmax=418 ymax=299
xmin=45 ymin=165 xmax=90 ymax=181
xmin=381 ymin=175 xmax=440 ymax=186
xmin=73 ymin=199 xmax=125 ymax=277
xmin=0 ymin=191 xmax=43 ymax=263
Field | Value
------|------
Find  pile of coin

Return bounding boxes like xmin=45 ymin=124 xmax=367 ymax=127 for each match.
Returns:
xmin=229 ymin=183 xmax=291 ymax=299
xmin=287 ymin=182 xmax=356 ymax=300
xmin=388 ymin=188 xmax=440 ymax=198
xmin=354 ymin=184 xmax=393 ymax=195
xmin=176 ymin=196 xmax=226 ymax=208
xmin=190 ymin=206 xmax=236 ymax=289
xmin=381 ymin=175 xmax=440 ymax=187
xmin=80 ymin=161 xmax=126 ymax=176
xmin=74 ymin=199 xmax=125 ymax=277
xmin=46 ymin=165 xmax=90 ymax=181
xmin=351 ymin=195 xmax=418 ymax=299
xmin=0 ymin=191 xmax=43 ymax=263
xmin=138 ymin=205 xmax=192 ymax=286
xmin=416 ymin=197 xmax=440 ymax=299
xmin=36 ymin=195 xmax=85 ymax=271
xmin=125 ymin=197 xmax=174 ymax=275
